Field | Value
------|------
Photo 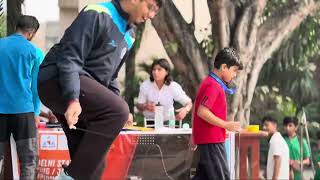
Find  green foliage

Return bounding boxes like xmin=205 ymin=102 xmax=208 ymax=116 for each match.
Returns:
xmin=259 ymin=12 xmax=320 ymax=107
xmin=199 ymin=34 xmax=215 ymax=59
xmin=308 ymin=124 xmax=320 ymax=165
xmin=275 ymin=13 xmax=320 ymax=68
xmin=251 ymin=86 xmax=297 ymax=123
xmin=263 ymin=0 xmax=290 ymax=18
xmin=134 ymin=113 xmax=145 ymax=127
xmin=138 ymin=61 xmax=152 ymax=75
xmin=304 ymin=102 xmax=320 ymax=123
xmin=260 ymin=58 xmax=318 ymax=106
xmin=164 ymin=41 xmax=179 ymax=54
xmin=122 ymin=75 xmax=144 ymax=99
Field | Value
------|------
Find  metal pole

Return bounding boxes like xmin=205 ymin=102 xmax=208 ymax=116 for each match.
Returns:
xmin=299 ymin=114 xmax=304 ymax=179
xmin=302 ymin=111 xmax=316 ymax=176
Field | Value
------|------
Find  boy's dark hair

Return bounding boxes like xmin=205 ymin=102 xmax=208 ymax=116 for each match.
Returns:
xmin=16 ymin=15 xmax=40 ymax=33
xmin=283 ymin=116 xmax=298 ymax=126
xmin=262 ymin=116 xmax=277 ymax=125
xmin=214 ymin=47 xmax=243 ymax=70
xmin=150 ymin=58 xmax=172 ymax=85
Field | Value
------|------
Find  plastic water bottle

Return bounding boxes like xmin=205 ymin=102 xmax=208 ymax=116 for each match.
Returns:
xmin=154 ymin=104 xmax=164 ymax=130
xmin=182 ymin=123 xmax=190 ymax=129
xmin=168 ymin=107 xmax=176 ymax=129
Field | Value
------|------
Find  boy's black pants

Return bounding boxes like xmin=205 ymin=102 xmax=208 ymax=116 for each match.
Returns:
xmin=193 ymin=143 xmax=230 ymax=180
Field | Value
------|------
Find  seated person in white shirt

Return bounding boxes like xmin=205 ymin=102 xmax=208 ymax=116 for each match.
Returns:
xmin=262 ymin=116 xmax=290 ymax=180
xmin=136 ymin=58 xmax=192 ymax=122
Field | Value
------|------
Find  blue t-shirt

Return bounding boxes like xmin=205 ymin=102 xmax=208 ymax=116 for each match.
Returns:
xmin=0 ymin=33 xmax=44 ymax=115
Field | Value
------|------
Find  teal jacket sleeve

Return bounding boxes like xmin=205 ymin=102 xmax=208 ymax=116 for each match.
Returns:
xmin=32 ymin=47 xmax=44 ymax=115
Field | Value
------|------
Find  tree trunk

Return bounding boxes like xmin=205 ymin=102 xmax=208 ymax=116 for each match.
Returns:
xmin=152 ymin=0 xmax=209 ymax=98
xmin=7 ymin=0 xmax=23 ymax=35
xmin=124 ymin=24 xmax=145 ymax=113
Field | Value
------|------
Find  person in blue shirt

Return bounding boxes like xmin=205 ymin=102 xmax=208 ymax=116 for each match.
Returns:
xmin=0 ymin=15 xmax=43 ymax=180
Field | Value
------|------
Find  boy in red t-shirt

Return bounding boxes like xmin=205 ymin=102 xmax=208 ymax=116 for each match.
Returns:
xmin=192 ymin=48 xmax=243 ymax=180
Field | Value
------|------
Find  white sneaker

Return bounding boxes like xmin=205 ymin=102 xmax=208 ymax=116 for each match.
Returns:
xmin=55 ymin=170 xmax=74 ymax=180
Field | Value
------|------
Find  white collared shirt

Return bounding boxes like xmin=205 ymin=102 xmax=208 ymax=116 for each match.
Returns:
xmin=267 ymin=132 xmax=289 ymax=180
xmin=137 ymin=79 xmax=191 ymax=120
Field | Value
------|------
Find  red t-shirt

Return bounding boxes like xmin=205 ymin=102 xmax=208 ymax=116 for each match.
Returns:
xmin=192 ymin=76 xmax=227 ymax=144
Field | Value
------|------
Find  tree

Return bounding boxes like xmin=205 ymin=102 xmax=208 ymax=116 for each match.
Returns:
xmin=124 ymin=24 xmax=146 ymax=113
xmin=7 ymin=0 xmax=23 ymax=34
xmin=152 ymin=0 xmax=320 ymax=125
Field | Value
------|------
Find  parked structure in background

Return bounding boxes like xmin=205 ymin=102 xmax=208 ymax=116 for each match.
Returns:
xmin=32 ymin=21 xmax=59 ymax=53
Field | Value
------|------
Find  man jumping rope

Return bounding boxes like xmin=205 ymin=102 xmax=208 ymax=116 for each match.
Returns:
xmin=38 ymin=0 xmax=162 ymax=179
